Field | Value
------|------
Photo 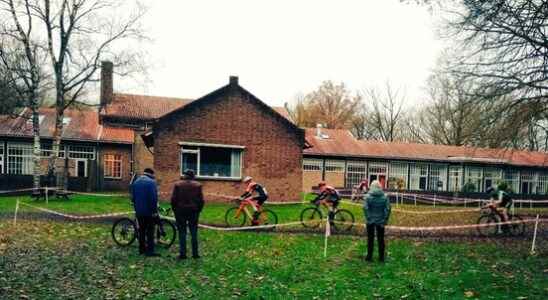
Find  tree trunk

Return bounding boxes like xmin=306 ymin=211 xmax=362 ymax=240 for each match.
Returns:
xmin=48 ymin=106 xmax=64 ymax=189
xmin=32 ymin=107 xmax=41 ymax=190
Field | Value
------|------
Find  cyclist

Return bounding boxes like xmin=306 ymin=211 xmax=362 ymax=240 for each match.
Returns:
xmin=486 ymin=182 xmax=513 ymax=226
xmin=311 ymin=181 xmax=341 ymax=221
xmin=240 ymin=176 xmax=268 ymax=225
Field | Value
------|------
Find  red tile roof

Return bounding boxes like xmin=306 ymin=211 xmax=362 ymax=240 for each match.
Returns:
xmin=101 ymin=93 xmax=295 ymax=124
xmin=100 ymin=93 xmax=193 ymax=121
xmin=304 ymin=128 xmax=548 ymax=168
xmin=0 ymin=108 xmax=133 ymax=144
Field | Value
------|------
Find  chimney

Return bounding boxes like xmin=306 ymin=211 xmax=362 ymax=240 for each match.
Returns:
xmin=100 ymin=61 xmax=113 ymax=108
xmin=316 ymin=123 xmax=322 ymax=137
xmin=229 ymin=75 xmax=238 ymax=86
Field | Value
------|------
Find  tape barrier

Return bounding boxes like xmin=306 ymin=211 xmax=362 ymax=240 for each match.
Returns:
xmin=163 ymin=215 xmax=307 ymax=231
xmin=0 ymin=187 xmax=39 ymax=194
xmin=18 ymin=202 xmax=133 ymax=220
xmin=341 ymin=200 xmax=480 ymax=214
xmin=14 ymin=200 xmax=548 ymax=233
xmin=333 ymin=217 xmax=548 ymax=232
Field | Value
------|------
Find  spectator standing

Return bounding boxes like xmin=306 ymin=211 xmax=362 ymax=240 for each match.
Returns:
xmin=171 ymin=169 xmax=204 ymax=260
xmin=131 ymin=168 xmax=160 ymax=257
xmin=363 ymin=180 xmax=391 ymax=262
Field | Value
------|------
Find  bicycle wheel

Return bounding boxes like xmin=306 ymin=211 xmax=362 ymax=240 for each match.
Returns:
xmin=156 ymin=219 xmax=177 ymax=248
xmin=111 ymin=218 xmax=137 ymax=246
xmin=258 ymin=208 xmax=278 ymax=229
xmin=509 ymin=215 xmax=525 ymax=236
xmin=300 ymin=207 xmax=323 ymax=228
xmin=476 ymin=215 xmax=498 ymax=237
xmin=225 ymin=207 xmax=247 ymax=227
xmin=333 ymin=209 xmax=355 ymax=231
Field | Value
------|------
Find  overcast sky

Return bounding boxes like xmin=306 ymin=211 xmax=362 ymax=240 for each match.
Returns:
xmin=121 ymin=0 xmax=443 ymax=107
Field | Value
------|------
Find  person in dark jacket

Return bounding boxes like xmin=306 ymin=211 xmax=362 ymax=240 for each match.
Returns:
xmin=171 ymin=169 xmax=204 ymax=260
xmin=363 ymin=180 xmax=391 ymax=262
xmin=130 ymin=168 xmax=160 ymax=257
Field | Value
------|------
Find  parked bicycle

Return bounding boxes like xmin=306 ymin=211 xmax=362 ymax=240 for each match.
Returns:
xmin=300 ymin=199 xmax=355 ymax=231
xmin=225 ymin=197 xmax=278 ymax=228
xmin=111 ymin=206 xmax=177 ymax=248
xmin=476 ymin=205 xmax=525 ymax=237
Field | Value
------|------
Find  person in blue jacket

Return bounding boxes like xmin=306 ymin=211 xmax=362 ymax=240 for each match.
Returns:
xmin=131 ymin=168 xmax=160 ymax=257
xmin=363 ymin=180 xmax=391 ymax=262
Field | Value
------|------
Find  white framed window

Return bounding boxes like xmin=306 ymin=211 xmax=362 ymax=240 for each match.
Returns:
xmin=104 ymin=154 xmax=122 ymax=179
xmin=368 ymin=162 xmax=388 ymax=188
xmin=428 ymin=164 xmax=447 ymax=191
xmin=520 ymin=170 xmax=536 ymax=194
xmin=0 ymin=143 xmax=4 ymax=174
xmin=68 ymin=145 xmax=95 ymax=160
xmin=389 ymin=161 xmax=408 ymax=190
xmin=7 ymin=143 xmax=33 ymax=175
xmin=180 ymin=143 xmax=243 ymax=179
xmin=346 ymin=161 xmax=367 ymax=188
xmin=465 ymin=166 xmax=483 ymax=192
xmin=504 ymin=169 xmax=520 ymax=193
xmin=448 ymin=165 xmax=463 ymax=192
xmin=537 ymin=172 xmax=548 ymax=195
xmin=303 ymin=158 xmax=323 ymax=172
xmin=75 ymin=159 xmax=88 ymax=178
xmin=325 ymin=160 xmax=345 ymax=173
xmin=409 ymin=163 xmax=428 ymax=190
xmin=483 ymin=167 xmax=502 ymax=191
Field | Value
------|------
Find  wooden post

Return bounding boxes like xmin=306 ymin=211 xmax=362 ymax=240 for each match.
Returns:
xmin=13 ymin=199 xmax=19 ymax=226
xmin=530 ymin=214 xmax=540 ymax=255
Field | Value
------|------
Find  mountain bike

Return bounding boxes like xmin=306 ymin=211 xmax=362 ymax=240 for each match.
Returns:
xmin=476 ymin=205 xmax=524 ymax=237
xmin=300 ymin=199 xmax=355 ymax=231
xmin=225 ymin=197 xmax=278 ymax=229
xmin=111 ymin=206 xmax=177 ymax=248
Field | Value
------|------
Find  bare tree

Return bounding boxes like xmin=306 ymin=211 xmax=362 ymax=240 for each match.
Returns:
xmin=287 ymin=81 xmax=362 ymax=129
xmin=445 ymin=0 xmax=548 ymax=108
xmin=0 ymin=0 xmax=148 ymax=188
xmin=361 ymin=82 xmax=406 ymax=142
xmin=0 ymin=0 xmax=48 ymax=189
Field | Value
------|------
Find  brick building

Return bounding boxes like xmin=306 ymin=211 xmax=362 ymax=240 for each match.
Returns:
xmin=2 ymin=61 xmax=547 ymax=199
xmin=303 ymin=126 xmax=548 ymax=197
xmin=0 ymin=107 xmax=134 ymax=191
xmin=142 ymin=76 xmax=305 ymax=201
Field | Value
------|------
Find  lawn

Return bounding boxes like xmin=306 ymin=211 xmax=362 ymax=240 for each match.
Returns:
xmin=0 ymin=219 xmax=547 ymax=299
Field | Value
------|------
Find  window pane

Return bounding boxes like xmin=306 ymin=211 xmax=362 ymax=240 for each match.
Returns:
xmin=7 ymin=143 xmax=33 ymax=175
xmin=231 ymin=150 xmax=241 ymax=178
xmin=200 ymin=147 xmax=232 ymax=177
xmin=182 ymin=152 xmax=198 ymax=174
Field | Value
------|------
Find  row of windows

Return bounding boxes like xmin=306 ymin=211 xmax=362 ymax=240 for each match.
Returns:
xmin=302 ymin=158 xmax=548 ymax=195
xmin=0 ymin=143 xmax=121 ymax=179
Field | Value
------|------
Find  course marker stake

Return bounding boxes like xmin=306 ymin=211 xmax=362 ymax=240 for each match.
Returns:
xmin=531 ymin=214 xmax=540 ymax=255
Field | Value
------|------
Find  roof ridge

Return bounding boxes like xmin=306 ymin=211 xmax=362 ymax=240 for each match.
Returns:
xmin=113 ymin=92 xmax=193 ymax=101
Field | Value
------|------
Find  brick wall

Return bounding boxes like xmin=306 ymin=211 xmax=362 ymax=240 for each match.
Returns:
xmin=325 ymin=172 xmax=345 ymax=188
xmin=154 ymin=86 xmax=303 ymax=202
xmin=303 ymin=171 xmax=322 ymax=193
xmin=100 ymin=144 xmax=132 ymax=190
xmin=133 ymin=130 xmax=154 ymax=173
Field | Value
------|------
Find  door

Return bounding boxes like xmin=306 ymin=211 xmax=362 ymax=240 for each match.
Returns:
xmin=75 ymin=159 xmax=87 ymax=177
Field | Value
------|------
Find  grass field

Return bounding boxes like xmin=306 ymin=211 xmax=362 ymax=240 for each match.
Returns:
xmin=1 ymin=195 xmax=547 ymax=299
xmin=1 ymin=220 xmax=547 ymax=299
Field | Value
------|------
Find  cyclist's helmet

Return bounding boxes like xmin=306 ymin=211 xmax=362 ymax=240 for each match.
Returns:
xmin=243 ymin=176 xmax=253 ymax=183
